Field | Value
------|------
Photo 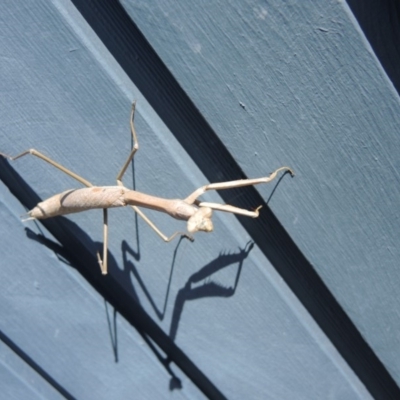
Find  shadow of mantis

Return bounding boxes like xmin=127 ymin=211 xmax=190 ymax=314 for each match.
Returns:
xmin=122 ymin=239 xmax=254 ymax=341
xmin=25 ymin=222 xmax=185 ymax=388
xmin=169 ymin=241 xmax=254 ymax=341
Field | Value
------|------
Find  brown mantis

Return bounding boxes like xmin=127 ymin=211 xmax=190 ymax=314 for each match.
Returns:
xmin=1 ymin=102 xmax=294 ymax=275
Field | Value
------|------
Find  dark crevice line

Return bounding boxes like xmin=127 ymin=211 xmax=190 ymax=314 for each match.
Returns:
xmin=0 ymin=159 xmax=227 ymax=400
xmin=67 ymin=1 xmax=400 ymax=398
xmin=0 ymin=329 xmax=75 ymax=399
xmin=346 ymin=0 xmax=400 ymax=95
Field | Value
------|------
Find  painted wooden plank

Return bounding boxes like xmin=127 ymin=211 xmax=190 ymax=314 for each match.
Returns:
xmin=0 ymin=329 xmax=65 ymax=400
xmin=119 ymin=0 xmax=400 ymax=396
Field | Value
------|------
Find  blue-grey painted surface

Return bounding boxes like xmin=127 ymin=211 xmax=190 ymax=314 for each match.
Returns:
xmin=122 ymin=0 xmax=400 ymax=394
xmin=0 ymin=0 xmax=398 ymax=398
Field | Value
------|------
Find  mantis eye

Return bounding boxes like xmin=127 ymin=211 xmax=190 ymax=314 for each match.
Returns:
xmin=187 ymin=207 xmax=213 ymax=233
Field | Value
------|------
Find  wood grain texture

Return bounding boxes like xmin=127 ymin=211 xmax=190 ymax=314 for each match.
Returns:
xmin=119 ymin=0 xmax=400 ymax=397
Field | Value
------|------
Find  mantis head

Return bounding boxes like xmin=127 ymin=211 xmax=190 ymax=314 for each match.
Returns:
xmin=187 ymin=207 xmax=213 ymax=233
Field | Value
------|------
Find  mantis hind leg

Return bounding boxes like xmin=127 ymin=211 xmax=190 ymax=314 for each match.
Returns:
xmin=0 ymin=149 xmax=93 ymax=187
xmin=115 ymin=102 xmax=193 ymax=243
xmin=116 ymin=101 xmax=139 ymax=185
xmin=97 ymin=209 xmax=109 ymax=274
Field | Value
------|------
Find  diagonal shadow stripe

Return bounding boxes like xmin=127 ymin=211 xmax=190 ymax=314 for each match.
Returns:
xmin=0 ymin=329 xmax=75 ymax=399
xmin=66 ymin=1 xmax=400 ymax=398
xmin=346 ymin=0 xmax=400 ymax=95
